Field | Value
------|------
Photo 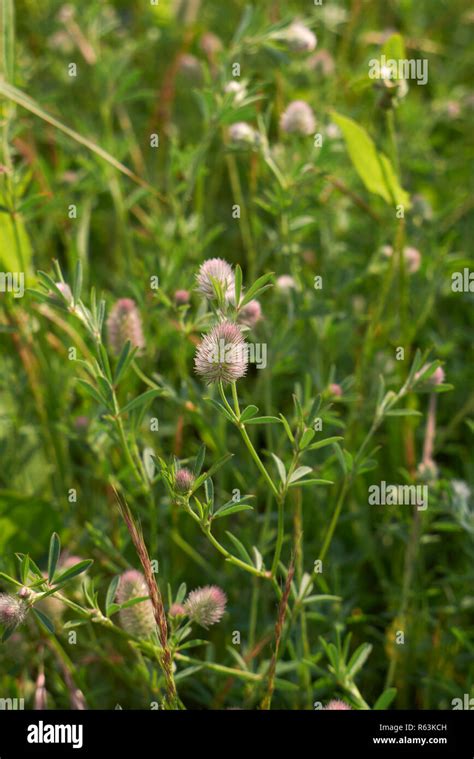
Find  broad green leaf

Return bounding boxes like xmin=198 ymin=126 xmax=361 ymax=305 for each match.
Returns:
xmin=332 ymin=112 xmax=410 ymax=208
xmin=0 ymin=211 xmax=33 ymax=273
xmin=240 ymin=405 xmax=259 ymax=422
xmin=382 ymin=33 xmax=406 ymax=63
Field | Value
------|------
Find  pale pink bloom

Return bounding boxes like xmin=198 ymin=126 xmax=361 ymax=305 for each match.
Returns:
xmin=228 ymin=122 xmax=259 ymax=148
xmin=0 ymin=594 xmax=28 ymax=631
xmin=285 ymin=22 xmax=317 ymax=52
xmin=276 ymin=275 xmax=296 ymax=293
xmin=324 ymin=699 xmax=351 ymax=710
xmin=116 ymin=570 xmax=155 ymax=638
xmin=107 ymin=299 xmax=145 ymax=356
xmin=237 ymin=300 xmax=262 ymax=329
xmin=280 ymin=101 xmax=316 ymax=135
xmin=185 ymin=585 xmax=227 ymax=629
xmin=196 ymin=258 xmax=234 ymax=300
xmin=194 ymin=320 xmax=249 ymax=385
xmin=329 ymin=383 xmax=343 ymax=397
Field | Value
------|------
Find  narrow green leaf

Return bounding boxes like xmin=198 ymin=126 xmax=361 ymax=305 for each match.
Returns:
xmin=288 ymin=466 xmax=313 ymax=484
xmin=48 ymin=532 xmax=61 ymax=583
xmin=245 ymin=416 xmax=281 ymax=425
xmin=54 ymin=560 xmax=93 ymax=586
xmin=32 ymin=608 xmax=55 ymax=636
xmin=212 ymin=503 xmax=254 ymax=520
xmin=373 ymin=687 xmax=397 ymax=710
xmin=240 ymin=272 xmax=274 ymax=307
xmin=194 ymin=444 xmax=206 ymax=476
xmin=234 ymin=264 xmax=242 ymax=306
xmin=270 ymin=453 xmax=286 ymax=483
xmin=307 ymin=436 xmax=344 ymax=451
xmin=106 ymin=575 xmax=120 ymax=615
xmin=120 ymin=389 xmax=160 ymax=415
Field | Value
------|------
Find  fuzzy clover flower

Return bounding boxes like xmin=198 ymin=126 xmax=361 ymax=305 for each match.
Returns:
xmin=284 ymin=22 xmax=317 ymax=52
xmin=276 ymin=275 xmax=296 ymax=294
xmin=329 ymin=383 xmax=343 ymax=397
xmin=194 ymin=320 xmax=249 ymax=385
xmin=184 ymin=585 xmax=227 ymax=629
xmin=324 ymin=699 xmax=351 ymax=710
xmin=237 ymin=299 xmax=262 ymax=329
xmin=116 ymin=570 xmax=155 ymax=638
xmin=174 ymin=467 xmax=195 ymax=494
xmin=228 ymin=122 xmax=259 ymax=149
xmin=0 ymin=594 xmax=28 ymax=633
xmin=280 ymin=101 xmax=316 ymax=135
xmin=225 ymin=80 xmax=247 ymax=104
xmin=107 ymin=299 xmax=145 ymax=356
xmin=196 ymin=258 xmax=235 ymax=300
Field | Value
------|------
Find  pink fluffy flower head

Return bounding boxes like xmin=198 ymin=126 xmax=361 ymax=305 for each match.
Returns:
xmin=281 ymin=100 xmax=316 ymax=135
xmin=237 ymin=299 xmax=262 ymax=329
xmin=329 ymin=383 xmax=343 ymax=397
xmin=175 ymin=467 xmax=195 ymax=494
xmin=0 ymin=593 xmax=28 ymax=632
xmin=194 ymin=320 xmax=249 ymax=385
xmin=284 ymin=22 xmax=317 ymax=52
xmin=324 ymin=699 xmax=351 ymax=710
xmin=196 ymin=258 xmax=235 ymax=300
xmin=184 ymin=585 xmax=227 ymax=629
xmin=116 ymin=570 xmax=155 ymax=638
xmin=107 ymin=299 xmax=145 ymax=356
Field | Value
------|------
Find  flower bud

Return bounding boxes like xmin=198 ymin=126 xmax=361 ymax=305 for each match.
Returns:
xmin=174 ymin=468 xmax=195 ymax=494
xmin=174 ymin=289 xmax=190 ymax=306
